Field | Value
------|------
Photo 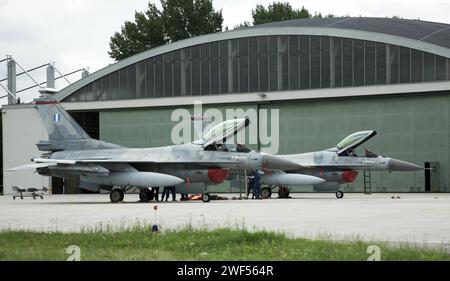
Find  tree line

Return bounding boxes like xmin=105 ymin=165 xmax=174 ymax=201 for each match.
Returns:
xmin=109 ymin=1 xmax=332 ymax=61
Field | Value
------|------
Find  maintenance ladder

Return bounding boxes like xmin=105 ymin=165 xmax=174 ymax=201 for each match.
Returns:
xmin=363 ymin=170 xmax=372 ymax=194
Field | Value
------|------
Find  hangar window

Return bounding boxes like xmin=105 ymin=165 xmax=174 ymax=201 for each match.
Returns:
xmin=278 ymin=36 xmax=289 ymax=91
xmin=191 ymin=45 xmax=201 ymax=95
xmin=376 ymin=43 xmax=386 ymax=84
xmin=145 ymin=59 xmax=153 ymax=97
xmin=248 ymin=37 xmax=259 ymax=92
xmin=200 ymin=43 xmax=210 ymax=95
xmin=181 ymin=48 xmax=191 ymax=96
xmin=164 ymin=53 xmax=173 ymax=97
xmin=111 ymin=71 xmax=120 ymax=99
xmin=399 ymin=47 xmax=411 ymax=83
xmin=411 ymin=49 xmax=423 ymax=83
xmin=387 ymin=45 xmax=399 ymax=84
xmin=320 ymin=36 xmax=330 ymax=88
xmin=436 ymin=55 xmax=447 ymax=81
xmin=288 ymin=35 xmax=300 ymax=90
xmin=229 ymin=39 xmax=239 ymax=93
xmin=219 ymin=40 xmax=229 ymax=94
xmin=173 ymin=50 xmax=182 ymax=96
xmin=423 ymin=52 xmax=435 ymax=81
xmin=268 ymin=36 xmax=278 ymax=91
xmin=136 ymin=62 xmax=145 ymax=98
xmin=353 ymin=39 xmax=365 ymax=86
xmin=154 ymin=55 xmax=164 ymax=97
xmin=258 ymin=36 xmax=269 ymax=92
xmin=342 ymin=38 xmax=353 ymax=87
xmin=119 ymin=68 xmax=128 ymax=99
xmin=210 ymin=42 xmax=220 ymax=95
xmin=310 ymin=36 xmax=321 ymax=89
xmin=127 ymin=65 xmax=136 ymax=99
xmin=331 ymin=37 xmax=342 ymax=88
xmin=299 ymin=36 xmax=310 ymax=89
xmin=239 ymin=38 xmax=249 ymax=93
xmin=365 ymin=41 xmax=376 ymax=85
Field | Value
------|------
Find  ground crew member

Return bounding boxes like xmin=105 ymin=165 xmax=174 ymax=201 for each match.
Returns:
xmin=170 ymin=186 xmax=176 ymax=201
xmin=153 ymin=186 xmax=159 ymax=201
xmin=162 ymin=186 xmax=170 ymax=201
xmin=252 ymin=170 xmax=262 ymax=199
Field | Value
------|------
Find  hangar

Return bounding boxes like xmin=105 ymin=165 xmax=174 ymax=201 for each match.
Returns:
xmin=2 ymin=17 xmax=450 ymax=194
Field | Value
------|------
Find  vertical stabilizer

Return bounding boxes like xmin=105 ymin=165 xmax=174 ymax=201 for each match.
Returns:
xmin=35 ymin=98 xmax=91 ymax=141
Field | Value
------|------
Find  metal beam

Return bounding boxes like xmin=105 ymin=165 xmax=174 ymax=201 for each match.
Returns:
xmin=15 ymin=68 xmax=85 ymax=93
xmin=0 ymin=63 xmax=49 ymax=83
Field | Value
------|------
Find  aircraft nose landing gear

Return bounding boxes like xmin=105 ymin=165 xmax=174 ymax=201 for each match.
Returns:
xmin=336 ymin=191 xmax=344 ymax=199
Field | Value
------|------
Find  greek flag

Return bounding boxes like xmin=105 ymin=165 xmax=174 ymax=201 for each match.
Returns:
xmin=53 ymin=113 xmax=61 ymax=123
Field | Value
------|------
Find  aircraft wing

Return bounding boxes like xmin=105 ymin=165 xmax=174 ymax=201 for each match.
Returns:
xmin=31 ymin=157 xmax=244 ymax=168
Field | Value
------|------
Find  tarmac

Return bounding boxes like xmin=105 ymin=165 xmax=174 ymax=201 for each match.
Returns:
xmin=1 ymin=192 xmax=449 ymax=247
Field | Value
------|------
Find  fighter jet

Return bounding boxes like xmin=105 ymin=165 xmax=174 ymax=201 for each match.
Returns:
xmin=8 ymin=98 xmax=324 ymax=202
xmin=259 ymin=130 xmax=423 ymax=199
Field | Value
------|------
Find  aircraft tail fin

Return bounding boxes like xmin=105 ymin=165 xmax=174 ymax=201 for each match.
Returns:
xmin=35 ymin=98 xmax=91 ymax=141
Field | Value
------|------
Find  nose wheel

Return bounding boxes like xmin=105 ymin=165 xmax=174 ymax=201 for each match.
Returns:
xmin=336 ymin=191 xmax=344 ymax=199
xmin=202 ymin=193 xmax=210 ymax=203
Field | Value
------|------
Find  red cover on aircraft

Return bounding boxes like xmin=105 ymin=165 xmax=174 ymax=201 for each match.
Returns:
xmin=207 ymin=168 xmax=230 ymax=184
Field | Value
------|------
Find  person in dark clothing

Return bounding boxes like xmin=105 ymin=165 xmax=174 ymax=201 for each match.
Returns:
xmin=152 ymin=187 xmax=159 ymax=201
xmin=162 ymin=186 xmax=170 ymax=201
xmin=252 ymin=170 xmax=262 ymax=199
xmin=248 ymin=171 xmax=256 ymax=199
xmin=170 ymin=186 xmax=176 ymax=201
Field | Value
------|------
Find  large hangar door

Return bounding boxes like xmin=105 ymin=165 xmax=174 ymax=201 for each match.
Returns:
xmin=50 ymin=111 xmax=100 ymax=194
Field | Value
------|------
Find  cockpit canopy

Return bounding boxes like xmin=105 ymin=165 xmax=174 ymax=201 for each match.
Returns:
xmin=201 ymin=118 xmax=251 ymax=152
xmin=336 ymin=130 xmax=377 ymax=156
xmin=202 ymin=118 xmax=249 ymax=146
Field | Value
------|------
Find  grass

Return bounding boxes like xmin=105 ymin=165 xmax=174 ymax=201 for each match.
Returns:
xmin=0 ymin=225 xmax=448 ymax=261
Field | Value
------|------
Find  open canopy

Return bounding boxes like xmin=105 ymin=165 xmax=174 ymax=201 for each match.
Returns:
xmin=202 ymin=118 xmax=249 ymax=147
xmin=336 ymin=130 xmax=377 ymax=155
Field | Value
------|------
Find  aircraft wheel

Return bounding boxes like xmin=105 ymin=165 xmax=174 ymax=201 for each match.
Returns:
xmin=110 ymin=189 xmax=124 ymax=203
xmin=261 ymin=187 xmax=272 ymax=199
xmin=336 ymin=191 xmax=344 ymax=199
xmin=40 ymin=196 xmax=44 ymax=199
xmin=202 ymin=193 xmax=210 ymax=203
xmin=278 ymin=186 xmax=290 ymax=198
xmin=146 ymin=189 xmax=155 ymax=201
xmin=13 ymin=196 xmax=15 ymax=200
xmin=21 ymin=196 xmax=24 ymax=200
xmin=139 ymin=189 xmax=154 ymax=202
xmin=33 ymin=196 xmax=36 ymax=200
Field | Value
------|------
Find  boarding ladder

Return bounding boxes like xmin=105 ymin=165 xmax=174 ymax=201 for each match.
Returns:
xmin=363 ymin=170 xmax=372 ymax=194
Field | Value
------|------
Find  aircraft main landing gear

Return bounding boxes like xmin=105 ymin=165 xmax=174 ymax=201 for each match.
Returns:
xmin=336 ymin=191 xmax=344 ymax=199
xmin=139 ymin=188 xmax=154 ymax=202
xmin=110 ymin=189 xmax=124 ymax=203
xmin=278 ymin=186 xmax=290 ymax=198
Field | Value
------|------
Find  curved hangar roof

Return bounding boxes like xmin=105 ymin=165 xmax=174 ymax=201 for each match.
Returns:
xmin=257 ymin=17 xmax=450 ymax=49
xmin=54 ymin=17 xmax=450 ymax=102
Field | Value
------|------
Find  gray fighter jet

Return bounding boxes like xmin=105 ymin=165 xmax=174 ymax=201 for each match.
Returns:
xmin=8 ymin=98 xmax=324 ymax=202
xmin=259 ymin=130 xmax=423 ymax=199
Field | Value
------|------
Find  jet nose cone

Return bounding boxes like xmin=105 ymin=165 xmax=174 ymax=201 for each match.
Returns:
xmin=262 ymin=154 xmax=302 ymax=170
xmin=388 ymin=158 xmax=423 ymax=171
